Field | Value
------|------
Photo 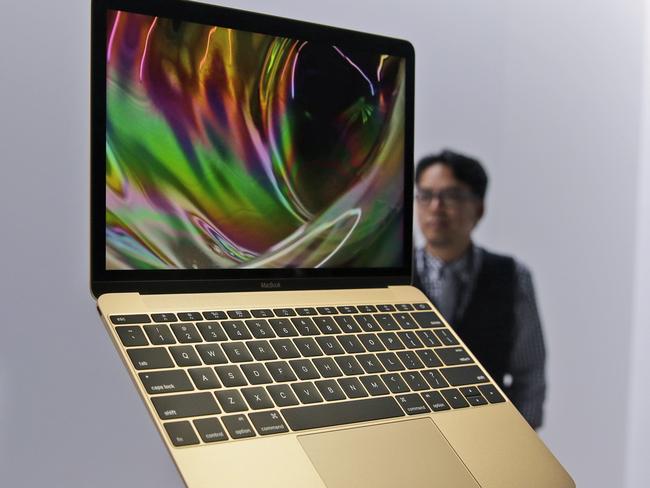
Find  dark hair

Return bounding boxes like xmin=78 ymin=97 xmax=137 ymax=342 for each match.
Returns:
xmin=415 ymin=149 xmax=488 ymax=199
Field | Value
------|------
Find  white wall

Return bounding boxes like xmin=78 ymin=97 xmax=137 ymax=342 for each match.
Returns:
xmin=0 ymin=1 xmax=646 ymax=487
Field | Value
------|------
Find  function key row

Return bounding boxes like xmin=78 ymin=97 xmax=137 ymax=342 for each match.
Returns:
xmin=110 ymin=303 xmax=434 ymax=325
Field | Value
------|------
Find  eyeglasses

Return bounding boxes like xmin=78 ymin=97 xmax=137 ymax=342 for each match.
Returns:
xmin=415 ymin=188 xmax=477 ymax=207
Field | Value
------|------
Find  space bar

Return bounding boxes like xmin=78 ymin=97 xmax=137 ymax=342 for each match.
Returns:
xmin=281 ymin=397 xmax=405 ymax=431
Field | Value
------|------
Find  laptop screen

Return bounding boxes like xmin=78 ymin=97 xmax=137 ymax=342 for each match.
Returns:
xmin=105 ymin=9 xmax=405 ymax=271
xmin=92 ymin=0 xmax=413 ymax=294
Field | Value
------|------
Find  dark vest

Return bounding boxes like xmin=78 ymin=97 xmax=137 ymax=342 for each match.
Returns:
xmin=413 ymin=250 xmax=516 ymax=388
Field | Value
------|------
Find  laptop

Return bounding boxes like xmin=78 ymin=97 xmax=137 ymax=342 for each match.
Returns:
xmin=91 ymin=0 xmax=574 ymax=486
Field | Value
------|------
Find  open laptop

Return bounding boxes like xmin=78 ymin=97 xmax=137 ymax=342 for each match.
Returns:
xmin=90 ymin=0 xmax=574 ymax=486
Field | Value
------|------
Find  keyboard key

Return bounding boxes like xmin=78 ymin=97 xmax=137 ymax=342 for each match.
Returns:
xmin=151 ymin=312 xmax=177 ymax=323
xmin=396 ymin=350 xmax=424 ymax=370
xmin=266 ymin=361 xmax=297 ymax=382
xmin=396 ymin=393 xmax=430 ymax=415
xmin=294 ymin=338 xmax=323 ymax=357
xmin=139 ymin=370 xmax=193 ymax=395
xmin=110 ymin=314 xmax=150 ymax=325
xmin=422 ymin=369 xmax=449 ymax=389
xmin=242 ymin=387 xmax=274 ymax=410
xmin=215 ymin=365 xmax=247 ymax=387
xmin=337 ymin=335 xmax=365 ymax=354
xmin=314 ymin=316 xmax=341 ymax=334
xmin=193 ymin=417 xmax=228 ymax=442
xmin=437 ymin=347 xmax=474 ymax=366
xmin=441 ymin=389 xmax=470 ymax=409
xmin=222 ymin=342 xmax=254 ymax=363
xmin=128 ymin=347 xmax=174 ymax=370
xmin=245 ymin=319 xmax=275 ymax=338
xmin=222 ymin=321 xmax=252 ymax=340
xmin=116 ymin=326 xmax=148 ymax=347
xmin=397 ymin=331 xmax=423 ymax=349
xmin=188 ymin=367 xmax=221 ymax=390
xmin=416 ymin=349 xmax=443 ymax=368
xmin=296 ymin=307 xmax=317 ymax=316
xmin=152 ymin=392 xmax=220 ymax=420
xmin=270 ymin=339 xmax=301 ymax=359
xmin=395 ymin=304 xmax=414 ymax=311
xmin=268 ymin=318 xmax=298 ymax=337
xmin=170 ymin=323 xmax=203 ymax=343
xmin=358 ymin=334 xmax=385 ymax=352
xmin=196 ymin=322 xmax=227 ymax=342
xmin=378 ymin=332 xmax=405 ymax=350
xmin=360 ymin=375 xmax=390 ymax=396
xmin=215 ymin=389 xmax=248 ymax=413
xmin=315 ymin=379 xmax=346 ymax=401
xmin=338 ymin=377 xmax=368 ymax=398
xmin=312 ymin=357 xmax=343 ymax=378
xmin=401 ymin=371 xmax=428 ymax=391
xmin=376 ymin=352 xmax=405 ymax=371
xmin=381 ymin=373 xmax=409 ymax=393
xmin=421 ymin=391 xmax=451 ymax=411
xmin=249 ymin=410 xmax=289 ymax=436
xmin=375 ymin=314 xmax=400 ymax=331
xmin=251 ymin=309 xmax=274 ymax=318
xmin=435 ymin=328 xmax=459 ymax=346
xmin=393 ymin=313 xmax=418 ymax=329
xmin=414 ymin=303 xmax=432 ymax=310
xmin=334 ymin=356 xmax=364 ymax=376
xmin=377 ymin=304 xmax=396 ymax=312
xmin=281 ymin=397 xmax=404 ymax=431
xmin=315 ymin=336 xmax=344 ymax=355
xmin=227 ymin=310 xmax=251 ymax=319
xmin=441 ymin=366 xmax=489 ymax=386
xmin=267 ymin=384 xmax=299 ymax=407
xmin=273 ymin=308 xmax=296 ymax=317
xmin=336 ymin=305 xmax=357 ymax=314
xmin=240 ymin=363 xmax=273 ymax=385
xmin=356 ymin=354 xmax=385 ymax=374
xmin=291 ymin=317 xmax=319 ymax=335
xmin=164 ymin=421 xmax=199 ymax=446
xmin=177 ymin=312 xmax=203 ymax=322
xmin=355 ymin=315 xmax=381 ymax=332
xmin=467 ymin=395 xmax=487 ymax=407
xmin=316 ymin=306 xmax=338 ymax=315
xmin=478 ymin=384 xmax=506 ymax=404
xmin=196 ymin=344 xmax=227 ymax=365
xmin=144 ymin=324 xmax=176 ymax=345
xmin=221 ymin=414 xmax=255 ymax=439
xmin=416 ymin=330 xmax=441 ymax=348
xmin=334 ymin=315 xmax=360 ymax=333
xmin=246 ymin=340 xmax=277 ymax=361
xmin=358 ymin=305 xmax=377 ymax=313
xmin=290 ymin=359 xmax=320 ymax=380
xmin=202 ymin=310 xmax=227 ymax=320
xmin=292 ymin=382 xmax=324 ymax=404
xmin=460 ymin=386 xmax=480 ymax=397
xmin=169 ymin=346 xmax=202 ymax=367
xmin=411 ymin=311 xmax=443 ymax=328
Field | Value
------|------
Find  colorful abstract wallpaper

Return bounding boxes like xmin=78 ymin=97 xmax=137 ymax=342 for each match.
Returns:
xmin=106 ymin=10 xmax=406 ymax=270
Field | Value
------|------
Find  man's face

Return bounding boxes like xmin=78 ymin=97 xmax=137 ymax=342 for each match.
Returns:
xmin=416 ymin=164 xmax=484 ymax=249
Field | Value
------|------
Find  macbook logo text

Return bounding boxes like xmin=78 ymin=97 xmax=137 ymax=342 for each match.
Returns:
xmin=260 ymin=281 xmax=282 ymax=289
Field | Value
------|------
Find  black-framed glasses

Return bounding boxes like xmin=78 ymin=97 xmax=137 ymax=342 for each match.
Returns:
xmin=415 ymin=188 xmax=477 ymax=207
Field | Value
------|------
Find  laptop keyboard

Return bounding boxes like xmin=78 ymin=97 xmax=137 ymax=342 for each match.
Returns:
xmin=110 ymin=303 xmax=505 ymax=447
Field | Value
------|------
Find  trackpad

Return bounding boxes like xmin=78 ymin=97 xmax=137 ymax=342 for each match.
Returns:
xmin=298 ymin=418 xmax=479 ymax=488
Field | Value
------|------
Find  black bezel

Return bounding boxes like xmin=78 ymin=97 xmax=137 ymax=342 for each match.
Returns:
xmin=91 ymin=0 xmax=415 ymax=297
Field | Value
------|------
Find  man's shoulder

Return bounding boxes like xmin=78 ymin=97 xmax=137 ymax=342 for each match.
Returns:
xmin=476 ymin=246 xmax=532 ymax=277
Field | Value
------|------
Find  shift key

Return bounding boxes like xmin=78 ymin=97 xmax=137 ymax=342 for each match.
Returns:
xmin=440 ymin=365 xmax=490 ymax=386
xmin=152 ymin=392 xmax=220 ymax=420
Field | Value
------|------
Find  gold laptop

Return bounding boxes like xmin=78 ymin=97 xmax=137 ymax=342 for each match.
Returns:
xmin=91 ymin=0 xmax=574 ymax=486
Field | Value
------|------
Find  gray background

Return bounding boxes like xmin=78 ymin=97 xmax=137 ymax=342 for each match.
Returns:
xmin=1 ymin=0 xmax=649 ymax=487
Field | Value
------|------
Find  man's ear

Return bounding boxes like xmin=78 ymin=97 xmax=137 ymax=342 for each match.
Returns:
xmin=475 ymin=200 xmax=485 ymax=224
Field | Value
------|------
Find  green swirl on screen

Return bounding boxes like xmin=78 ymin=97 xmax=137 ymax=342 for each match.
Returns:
xmin=106 ymin=10 xmax=405 ymax=270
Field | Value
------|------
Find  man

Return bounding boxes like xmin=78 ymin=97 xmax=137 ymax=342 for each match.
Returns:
xmin=413 ymin=149 xmax=546 ymax=429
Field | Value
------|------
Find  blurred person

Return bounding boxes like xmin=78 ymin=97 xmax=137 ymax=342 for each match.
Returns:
xmin=413 ymin=149 xmax=546 ymax=429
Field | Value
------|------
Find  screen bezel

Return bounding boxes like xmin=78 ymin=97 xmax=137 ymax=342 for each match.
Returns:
xmin=91 ymin=0 xmax=415 ymax=297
